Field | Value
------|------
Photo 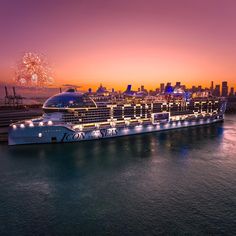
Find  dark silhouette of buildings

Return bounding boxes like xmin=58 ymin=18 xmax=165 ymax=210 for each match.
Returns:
xmin=175 ymin=82 xmax=181 ymax=88
xmin=210 ymin=81 xmax=214 ymax=91
xmin=160 ymin=83 xmax=165 ymax=93
xmin=222 ymin=81 xmax=228 ymax=97
xmin=229 ymin=87 xmax=234 ymax=96
xmin=214 ymin=85 xmax=221 ymax=97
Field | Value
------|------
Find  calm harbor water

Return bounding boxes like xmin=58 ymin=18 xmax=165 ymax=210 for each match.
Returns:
xmin=1 ymin=115 xmax=236 ymax=235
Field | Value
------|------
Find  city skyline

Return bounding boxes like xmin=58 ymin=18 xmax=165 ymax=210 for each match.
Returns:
xmin=0 ymin=0 xmax=236 ymax=90
xmin=1 ymin=80 xmax=235 ymax=99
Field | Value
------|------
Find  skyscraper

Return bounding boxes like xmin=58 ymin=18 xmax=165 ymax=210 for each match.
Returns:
xmin=210 ymin=81 xmax=214 ymax=91
xmin=175 ymin=82 xmax=181 ymax=88
xmin=214 ymin=85 xmax=220 ymax=97
xmin=160 ymin=83 xmax=165 ymax=93
xmin=191 ymin=86 xmax=197 ymax=93
xmin=229 ymin=87 xmax=234 ymax=96
xmin=221 ymin=81 xmax=228 ymax=97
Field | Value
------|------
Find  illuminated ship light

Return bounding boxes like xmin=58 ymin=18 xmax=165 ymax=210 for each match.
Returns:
xmin=123 ymin=128 xmax=129 ymax=133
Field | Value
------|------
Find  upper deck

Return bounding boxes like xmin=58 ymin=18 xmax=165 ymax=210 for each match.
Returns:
xmin=41 ymin=89 xmax=226 ymax=126
xmin=43 ymin=89 xmax=225 ymax=111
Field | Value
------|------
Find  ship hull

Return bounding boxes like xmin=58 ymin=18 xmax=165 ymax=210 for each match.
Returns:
xmin=8 ymin=117 xmax=224 ymax=145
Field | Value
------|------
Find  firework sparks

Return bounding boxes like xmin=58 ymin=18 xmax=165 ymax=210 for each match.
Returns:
xmin=15 ymin=52 xmax=54 ymax=86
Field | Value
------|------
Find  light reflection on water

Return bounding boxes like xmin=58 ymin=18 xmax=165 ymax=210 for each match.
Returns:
xmin=0 ymin=115 xmax=236 ymax=235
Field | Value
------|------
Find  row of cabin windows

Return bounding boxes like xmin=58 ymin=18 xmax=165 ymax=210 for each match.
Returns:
xmin=71 ymin=101 xmax=219 ymax=112
xmin=64 ymin=106 xmax=220 ymax=122
xmin=65 ymin=104 xmax=218 ymax=120
xmin=64 ymin=104 xmax=220 ymax=119
xmin=63 ymin=102 xmax=220 ymax=123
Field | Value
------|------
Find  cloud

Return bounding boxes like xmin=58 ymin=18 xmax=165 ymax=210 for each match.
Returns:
xmin=62 ymin=84 xmax=82 ymax=88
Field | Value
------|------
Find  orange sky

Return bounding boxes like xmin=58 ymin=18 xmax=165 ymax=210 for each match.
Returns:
xmin=0 ymin=0 xmax=236 ymax=91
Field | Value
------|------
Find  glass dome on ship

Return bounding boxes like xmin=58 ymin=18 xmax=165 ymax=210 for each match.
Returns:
xmin=43 ymin=89 xmax=97 ymax=109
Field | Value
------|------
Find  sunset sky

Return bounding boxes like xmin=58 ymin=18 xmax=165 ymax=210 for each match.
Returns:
xmin=0 ymin=0 xmax=236 ymax=90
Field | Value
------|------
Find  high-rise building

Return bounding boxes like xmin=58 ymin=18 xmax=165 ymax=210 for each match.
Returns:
xmin=229 ymin=87 xmax=234 ymax=96
xmin=192 ymin=86 xmax=197 ymax=93
xmin=197 ymin=85 xmax=202 ymax=91
xmin=175 ymin=82 xmax=181 ymax=88
xmin=221 ymin=81 xmax=228 ymax=97
xmin=210 ymin=81 xmax=214 ymax=91
xmin=214 ymin=85 xmax=220 ymax=97
xmin=160 ymin=83 xmax=165 ymax=93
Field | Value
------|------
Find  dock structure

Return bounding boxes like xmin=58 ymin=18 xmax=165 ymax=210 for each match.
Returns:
xmin=4 ymin=86 xmax=14 ymax=105
xmin=12 ymin=87 xmax=23 ymax=106
xmin=4 ymin=86 xmax=23 ymax=106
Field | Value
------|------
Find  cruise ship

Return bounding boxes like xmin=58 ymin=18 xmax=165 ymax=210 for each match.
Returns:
xmin=8 ymin=85 xmax=227 ymax=145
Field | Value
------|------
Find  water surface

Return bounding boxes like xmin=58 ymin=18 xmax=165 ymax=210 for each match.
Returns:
xmin=1 ymin=115 xmax=236 ymax=235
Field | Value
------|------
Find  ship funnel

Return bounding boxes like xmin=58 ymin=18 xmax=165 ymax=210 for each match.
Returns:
xmin=126 ymin=85 xmax=132 ymax=92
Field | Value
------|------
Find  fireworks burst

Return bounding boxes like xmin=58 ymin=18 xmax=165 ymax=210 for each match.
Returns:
xmin=15 ymin=52 xmax=54 ymax=87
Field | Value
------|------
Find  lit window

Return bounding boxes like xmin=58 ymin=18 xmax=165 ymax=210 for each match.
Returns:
xmin=38 ymin=133 xmax=42 ymax=138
